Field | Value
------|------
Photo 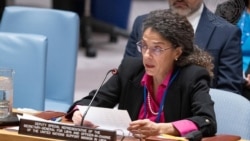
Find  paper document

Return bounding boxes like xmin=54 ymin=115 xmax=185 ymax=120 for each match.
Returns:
xmin=159 ymin=134 xmax=188 ymax=141
xmin=77 ymin=105 xmax=132 ymax=136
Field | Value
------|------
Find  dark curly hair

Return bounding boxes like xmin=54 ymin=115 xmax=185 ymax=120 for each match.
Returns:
xmin=142 ymin=9 xmax=214 ymax=78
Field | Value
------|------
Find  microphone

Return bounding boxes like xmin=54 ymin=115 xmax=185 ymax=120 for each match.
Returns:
xmin=80 ymin=68 xmax=118 ymax=126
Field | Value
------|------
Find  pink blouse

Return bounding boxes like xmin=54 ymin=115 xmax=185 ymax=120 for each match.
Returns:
xmin=138 ymin=72 xmax=198 ymax=136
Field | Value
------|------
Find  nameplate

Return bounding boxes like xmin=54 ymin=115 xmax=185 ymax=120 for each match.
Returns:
xmin=18 ymin=119 xmax=116 ymax=141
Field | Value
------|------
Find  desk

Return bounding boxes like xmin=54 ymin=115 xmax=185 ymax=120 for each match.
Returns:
xmin=0 ymin=128 xmax=245 ymax=141
xmin=0 ymin=112 xmax=138 ymax=141
xmin=0 ymin=110 xmax=245 ymax=141
xmin=0 ymin=129 xmax=138 ymax=141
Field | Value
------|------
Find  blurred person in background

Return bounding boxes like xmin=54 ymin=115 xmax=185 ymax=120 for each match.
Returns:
xmin=216 ymin=0 xmax=250 ymax=100
xmin=237 ymin=0 xmax=250 ymax=74
xmin=237 ymin=0 xmax=250 ymax=100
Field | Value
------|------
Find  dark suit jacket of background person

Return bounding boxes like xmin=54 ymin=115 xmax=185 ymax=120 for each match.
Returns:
xmin=67 ymin=57 xmax=217 ymax=137
xmin=243 ymin=64 xmax=250 ymax=100
xmin=124 ymin=6 xmax=243 ymax=94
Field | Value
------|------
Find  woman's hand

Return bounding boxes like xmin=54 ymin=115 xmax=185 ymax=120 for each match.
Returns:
xmin=127 ymin=119 xmax=179 ymax=138
xmin=72 ymin=110 xmax=97 ymax=128
xmin=127 ymin=119 xmax=160 ymax=138
xmin=245 ymin=74 xmax=250 ymax=88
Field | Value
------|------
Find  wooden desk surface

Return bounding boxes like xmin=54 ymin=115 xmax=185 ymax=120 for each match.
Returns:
xmin=0 ymin=129 xmax=246 ymax=141
xmin=0 ymin=129 xmax=60 ymax=141
xmin=0 ymin=129 xmax=139 ymax=141
xmin=0 ymin=110 xmax=246 ymax=141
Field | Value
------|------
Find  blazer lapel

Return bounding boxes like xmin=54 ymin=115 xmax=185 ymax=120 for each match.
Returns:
xmin=126 ymin=66 xmax=145 ymax=120
xmin=195 ymin=7 xmax=216 ymax=50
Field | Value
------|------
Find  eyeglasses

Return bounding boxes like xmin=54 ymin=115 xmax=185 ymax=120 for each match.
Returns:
xmin=136 ymin=40 xmax=172 ymax=56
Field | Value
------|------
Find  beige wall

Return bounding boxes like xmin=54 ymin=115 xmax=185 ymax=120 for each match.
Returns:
xmin=7 ymin=0 xmax=52 ymax=8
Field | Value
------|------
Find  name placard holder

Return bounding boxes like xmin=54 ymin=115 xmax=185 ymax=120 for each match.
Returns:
xmin=18 ymin=119 xmax=116 ymax=141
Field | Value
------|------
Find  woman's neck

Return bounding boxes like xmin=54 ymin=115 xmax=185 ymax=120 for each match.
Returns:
xmin=152 ymin=71 xmax=171 ymax=96
xmin=152 ymin=77 xmax=162 ymax=96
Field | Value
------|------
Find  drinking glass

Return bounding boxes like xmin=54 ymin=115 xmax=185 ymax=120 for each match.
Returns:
xmin=0 ymin=69 xmax=14 ymax=119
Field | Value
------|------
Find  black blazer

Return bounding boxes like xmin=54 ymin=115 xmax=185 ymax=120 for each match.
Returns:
xmin=68 ymin=57 xmax=216 ymax=137
xmin=124 ymin=6 xmax=243 ymax=94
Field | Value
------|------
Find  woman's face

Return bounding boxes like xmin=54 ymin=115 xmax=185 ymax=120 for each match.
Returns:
xmin=141 ymin=28 xmax=182 ymax=77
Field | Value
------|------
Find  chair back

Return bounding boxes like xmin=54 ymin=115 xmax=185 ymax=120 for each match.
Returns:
xmin=0 ymin=6 xmax=80 ymax=112
xmin=0 ymin=32 xmax=47 ymax=110
xmin=209 ymin=88 xmax=250 ymax=140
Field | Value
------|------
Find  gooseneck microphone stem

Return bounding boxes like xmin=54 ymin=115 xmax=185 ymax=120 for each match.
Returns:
xmin=80 ymin=69 xmax=118 ymax=126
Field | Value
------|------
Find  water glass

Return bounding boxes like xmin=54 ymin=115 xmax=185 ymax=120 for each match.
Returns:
xmin=0 ymin=69 xmax=14 ymax=119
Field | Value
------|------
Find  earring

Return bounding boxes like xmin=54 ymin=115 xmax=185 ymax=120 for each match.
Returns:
xmin=175 ymin=58 xmax=178 ymax=61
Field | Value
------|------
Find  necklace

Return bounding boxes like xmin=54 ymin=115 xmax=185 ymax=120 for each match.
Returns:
xmin=147 ymin=92 xmax=160 ymax=115
xmin=143 ymin=69 xmax=180 ymax=122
